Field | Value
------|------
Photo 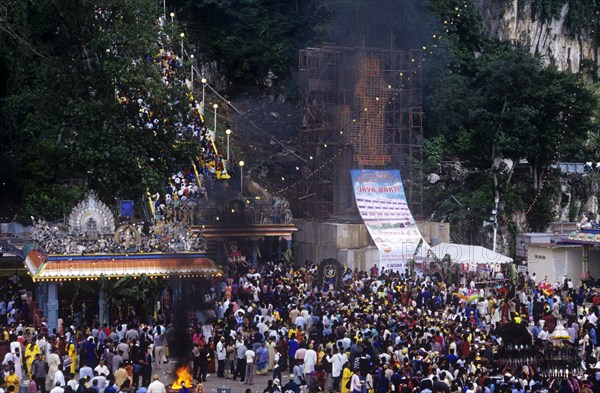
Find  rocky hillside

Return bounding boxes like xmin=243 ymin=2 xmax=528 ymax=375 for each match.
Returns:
xmin=476 ymin=0 xmax=598 ymax=72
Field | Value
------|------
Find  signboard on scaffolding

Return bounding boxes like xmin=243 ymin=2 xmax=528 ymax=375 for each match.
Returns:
xmin=351 ymin=169 xmax=429 ymax=273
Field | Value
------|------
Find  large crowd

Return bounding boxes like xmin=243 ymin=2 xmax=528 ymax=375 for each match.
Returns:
xmin=112 ymin=10 xmax=227 ymax=217
xmin=2 ymin=261 xmax=600 ymax=393
xmin=6 ymin=4 xmax=600 ymax=393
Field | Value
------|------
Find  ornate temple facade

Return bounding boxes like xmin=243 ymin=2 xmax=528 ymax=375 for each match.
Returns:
xmin=20 ymin=191 xmax=220 ymax=333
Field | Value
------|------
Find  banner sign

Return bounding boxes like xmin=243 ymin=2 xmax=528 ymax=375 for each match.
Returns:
xmin=351 ymin=170 xmax=429 ymax=272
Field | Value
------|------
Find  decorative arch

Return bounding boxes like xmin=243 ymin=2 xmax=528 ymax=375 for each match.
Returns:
xmin=68 ymin=191 xmax=115 ymax=235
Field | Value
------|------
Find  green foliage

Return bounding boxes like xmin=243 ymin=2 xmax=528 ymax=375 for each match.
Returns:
xmin=526 ymin=177 xmax=559 ymax=231
xmin=425 ymin=0 xmax=599 ymax=235
xmin=175 ymin=0 xmax=324 ymax=91
xmin=423 ymin=135 xmax=447 ymax=171
xmin=529 ymin=0 xmax=600 ymax=38
xmin=23 ymin=185 xmax=84 ymax=222
xmin=429 ymin=0 xmax=486 ymax=68
xmin=91 ymin=274 xmax=167 ymax=320
xmin=428 ymin=40 xmax=597 ymax=171
xmin=0 ymin=0 xmax=200 ymax=220
xmin=530 ymin=0 xmax=565 ymax=24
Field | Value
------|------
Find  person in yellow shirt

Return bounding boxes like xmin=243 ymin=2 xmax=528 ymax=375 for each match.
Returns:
xmin=24 ymin=341 xmax=40 ymax=378
xmin=5 ymin=367 xmax=20 ymax=393
xmin=341 ymin=363 xmax=352 ymax=393
xmin=66 ymin=339 xmax=78 ymax=375
xmin=287 ymin=327 xmax=297 ymax=339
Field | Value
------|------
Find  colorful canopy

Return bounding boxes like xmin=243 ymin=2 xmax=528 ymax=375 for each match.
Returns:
xmin=24 ymin=250 xmax=221 ymax=281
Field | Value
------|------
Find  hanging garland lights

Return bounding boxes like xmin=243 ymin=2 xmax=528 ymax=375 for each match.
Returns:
xmin=525 ymin=91 xmax=577 ymax=215
xmin=273 ymin=1 xmax=469 ymax=197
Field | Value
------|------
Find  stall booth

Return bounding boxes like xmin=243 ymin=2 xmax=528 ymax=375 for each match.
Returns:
xmin=430 ymin=242 xmax=512 ymax=280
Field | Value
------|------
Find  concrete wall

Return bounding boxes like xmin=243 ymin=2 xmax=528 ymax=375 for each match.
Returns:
xmin=294 ymin=221 xmax=376 ymax=268
xmin=294 ymin=220 xmax=449 ymax=271
xmin=416 ymin=221 xmax=450 ymax=246
xmin=590 ymin=249 xmax=600 ymax=281
xmin=526 ymin=245 xmax=600 ymax=284
xmin=566 ymin=249 xmax=582 ymax=283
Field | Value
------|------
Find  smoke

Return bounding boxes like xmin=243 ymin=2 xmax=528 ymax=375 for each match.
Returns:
xmin=170 ymin=298 xmax=192 ymax=365
xmin=323 ymin=0 xmax=439 ymax=51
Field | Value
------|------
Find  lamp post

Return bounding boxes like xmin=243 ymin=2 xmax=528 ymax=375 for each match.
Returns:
xmin=239 ymin=161 xmax=245 ymax=193
xmin=492 ymin=195 xmax=500 ymax=252
xmin=190 ymin=54 xmax=194 ymax=89
xmin=213 ymin=103 xmax=218 ymax=132
xmin=170 ymin=12 xmax=174 ymax=23
xmin=163 ymin=0 xmax=166 ymax=16
xmin=179 ymin=32 xmax=185 ymax=59
xmin=200 ymin=78 xmax=207 ymax=115
xmin=225 ymin=129 xmax=232 ymax=161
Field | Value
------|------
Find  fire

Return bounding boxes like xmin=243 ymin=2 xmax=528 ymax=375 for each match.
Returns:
xmin=172 ymin=365 xmax=193 ymax=389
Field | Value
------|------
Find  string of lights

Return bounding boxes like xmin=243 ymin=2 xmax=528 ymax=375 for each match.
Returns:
xmin=272 ymin=7 xmax=455 ymax=197
xmin=274 ymin=101 xmax=389 ymax=196
xmin=525 ymin=92 xmax=577 ymax=215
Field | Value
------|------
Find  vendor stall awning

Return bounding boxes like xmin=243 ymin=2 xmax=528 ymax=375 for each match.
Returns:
xmin=24 ymin=251 xmax=221 ymax=281
xmin=430 ymin=243 xmax=512 ymax=265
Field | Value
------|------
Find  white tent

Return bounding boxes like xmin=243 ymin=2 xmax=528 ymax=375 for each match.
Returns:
xmin=430 ymin=243 xmax=512 ymax=265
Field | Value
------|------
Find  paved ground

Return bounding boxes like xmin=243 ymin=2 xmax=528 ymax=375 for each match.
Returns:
xmin=155 ymin=362 xmax=275 ymax=393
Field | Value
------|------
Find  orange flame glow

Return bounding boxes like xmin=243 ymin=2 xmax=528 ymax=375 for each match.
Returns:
xmin=172 ymin=365 xmax=193 ymax=389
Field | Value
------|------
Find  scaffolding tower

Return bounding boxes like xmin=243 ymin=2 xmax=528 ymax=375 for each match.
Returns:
xmin=297 ymin=45 xmax=423 ymax=221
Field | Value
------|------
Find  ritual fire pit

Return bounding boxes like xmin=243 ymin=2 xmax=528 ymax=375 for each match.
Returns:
xmin=167 ymin=365 xmax=195 ymax=393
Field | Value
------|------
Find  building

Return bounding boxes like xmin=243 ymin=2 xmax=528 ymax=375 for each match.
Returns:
xmin=517 ymin=226 xmax=600 ymax=284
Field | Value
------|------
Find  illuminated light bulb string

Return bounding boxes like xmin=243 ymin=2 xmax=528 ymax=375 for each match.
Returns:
xmin=525 ymin=92 xmax=577 ymax=215
xmin=274 ymin=84 xmax=421 ymax=196
xmin=274 ymin=105 xmax=388 ymax=196
xmin=273 ymin=2 xmax=472 ymax=196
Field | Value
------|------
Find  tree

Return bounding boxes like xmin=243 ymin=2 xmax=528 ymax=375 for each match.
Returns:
xmin=0 ymin=0 xmax=200 ymax=221
xmin=428 ymin=41 xmax=597 ymax=188
xmin=425 ymin=0 xmax=599 ymax=234
xmin=174 ymin=0 xmax=323 ymax=91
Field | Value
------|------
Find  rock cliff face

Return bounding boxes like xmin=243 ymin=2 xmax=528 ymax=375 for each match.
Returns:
xmin=475 ymin=0 xmax=598 ymax=72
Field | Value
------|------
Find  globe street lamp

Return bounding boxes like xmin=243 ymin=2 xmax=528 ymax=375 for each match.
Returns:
xmin=239 ymin=161 xmax=245 ymax=193
xmin=225 ymin=129 xmax=232 ymax=161
xmin=492 ymin=195 xmax=500 ymax=252
xmin=179 ymin=32 xmax=185 ymax=59
xmin=190 ymin=54 xmax=194 ymax=89
xmin=169 ymin=12 xmax=174 ymax=23
xmin=200 ymin=78 xmax=207 ymax=115
xmin=213 ymin=103 xmax=218 ymax=133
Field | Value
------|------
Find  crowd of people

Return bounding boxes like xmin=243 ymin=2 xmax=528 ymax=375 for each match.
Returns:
xmin=2 ymin=261 xmax=600 ymax=393
xmin=7 ymin=4 xmax=600 ymax=393
xmin=112 ymin=10 xmax=228 ymax=215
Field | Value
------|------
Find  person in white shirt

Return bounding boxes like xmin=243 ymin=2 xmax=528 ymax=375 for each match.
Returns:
xmin=9 ymin=341 xmax=20 ymax=356
xmin=303 ymin=345 xmax=317 ymax=376
xmin=53 ymin=368 xmax=65 ymax=388
xmin=49 ymin=382 xmax=64 ymax=393
xmin=216 ymin=337 xmax=227 ymax=378
xmin=244 ymin=346 xmax=256 ymax=385
xmin=79 ymin=364 xmax=94 ymax=381
xmin=94 ymin=360 xmax=110 ymax=377
xmin=46 ymin=348 xmax=61 ymax=391
xmin=2 ymin=352 xmax=14 ymax=366
xmin=66 ymin=375 xmax=79 ymax=391
xmin=295 ymin=316 xmax=306 ymax=330
xmin=147 ymin=375 xmax=166 ymax=393
xmin=91 ymin=375 xmax=106 ymax=393
xmin=327 ymin=347 xmax=347 ymax=391
xmin=349 ymin=367 xmax=362 ymax=393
